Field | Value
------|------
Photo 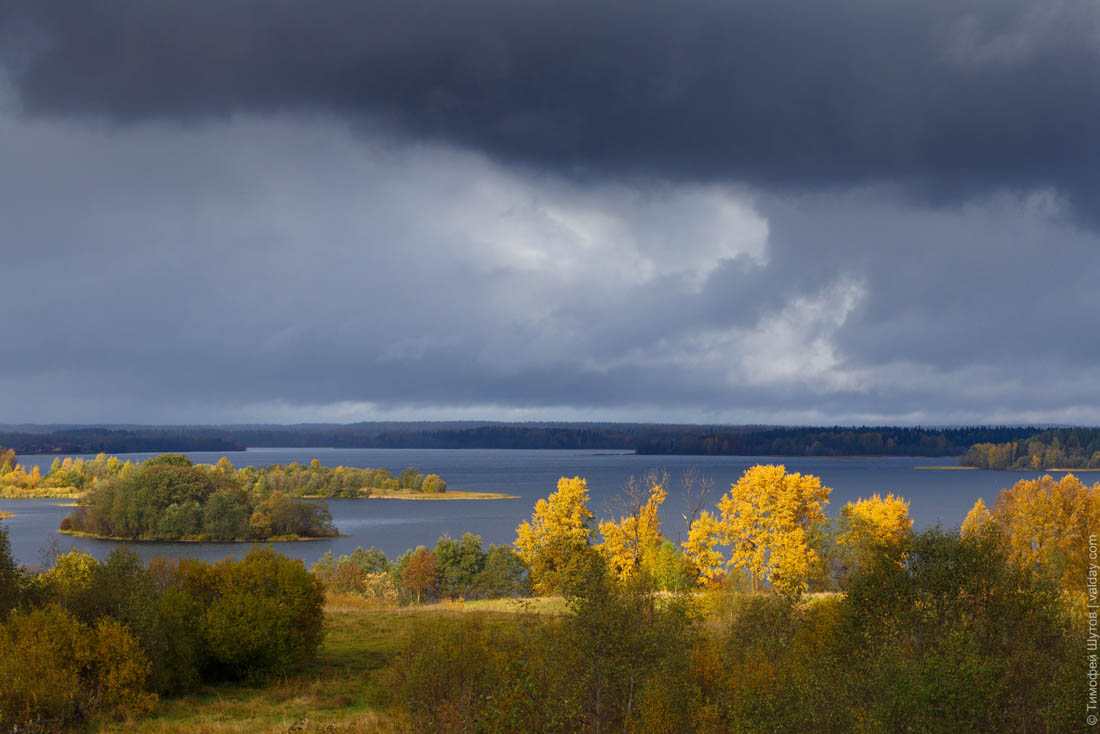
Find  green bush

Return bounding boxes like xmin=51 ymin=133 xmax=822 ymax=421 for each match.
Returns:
xmin=200 ymin=547 xmax=325 ymax=680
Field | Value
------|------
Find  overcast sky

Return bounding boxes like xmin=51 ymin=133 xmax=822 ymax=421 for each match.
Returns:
xmin=1 ymin=0 xmax=1099 ymax=425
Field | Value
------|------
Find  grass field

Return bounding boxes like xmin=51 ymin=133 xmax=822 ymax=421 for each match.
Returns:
xmin=101 ymin=596 xmax=561 ymax=733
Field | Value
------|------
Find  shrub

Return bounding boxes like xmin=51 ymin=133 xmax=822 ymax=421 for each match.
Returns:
xmin=0 ymin=605 xmax=156 ymax=730
xmin=200 ymin=547 xmax=325 ymax=680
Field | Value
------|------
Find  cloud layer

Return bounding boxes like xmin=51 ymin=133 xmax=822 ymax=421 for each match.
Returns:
xmin=1 ymin=2 xmax=1099 ymax=423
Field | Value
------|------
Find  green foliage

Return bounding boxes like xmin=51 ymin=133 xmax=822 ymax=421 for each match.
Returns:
xmin=144 ymin=453 xmax=194 ymax=467
xmin=650 ymin=540 xmax=695 ymax=592
xmin=392 ymin=559 xmax=696 ymax=732
xmin=399 ymin=467 xmax=425 ymax=491
xmin=63 ymin=455 xmax=337 ymax=541
xmin=0 ymin=526 xmax=23 ymax=620
xmin=434 ymin=533 xmax=486 ymax=599
xmin=477 ymin=544 xmax=530 ymax=598
xmin=316 ymin=538 xmax=530 ymax=603
xmin=199 ymin=547 xmax=326 ymax=681
xmin=841 ymin=527 xmax=1074 ymax=732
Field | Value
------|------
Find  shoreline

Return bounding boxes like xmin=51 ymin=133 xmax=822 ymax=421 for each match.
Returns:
xmin=299 ymin=489 xmax=519 ymax=500
xmin=366 ymin=489 xmax=518 ymax=501
xmin=945 ymin=466 xmax=1100 ymax=473
xmin=57 ymin=529 xmax=341 ymax=543
xmin=0 ymin=491 xmax=82 ymax=500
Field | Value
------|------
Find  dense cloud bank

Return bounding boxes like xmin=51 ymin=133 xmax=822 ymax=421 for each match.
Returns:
xmin=6 ymin=1 xmax=1100 ymax=213
xmin=1 ymin=2 xmax=1098 ymax=423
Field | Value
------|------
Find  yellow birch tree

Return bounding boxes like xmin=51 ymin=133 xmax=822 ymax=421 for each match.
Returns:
xmin=597 ymin=475 xmax=667 ymax=582
xmin=716 ymin=464 xmax=831 ymax=595
xmin=515 ymin=476 xmax=594 ymax=595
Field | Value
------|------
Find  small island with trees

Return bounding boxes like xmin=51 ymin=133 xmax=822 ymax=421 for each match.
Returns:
xmin=60 ymin=454 xmax=339 ymax=542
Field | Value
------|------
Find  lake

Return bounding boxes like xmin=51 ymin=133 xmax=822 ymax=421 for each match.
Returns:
xmin=0 ymin=447 xmax=1074 ymax=568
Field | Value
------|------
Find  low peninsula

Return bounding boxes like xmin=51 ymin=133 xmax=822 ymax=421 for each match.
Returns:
xmin=0 ymin=446 xmax=487 ymax=501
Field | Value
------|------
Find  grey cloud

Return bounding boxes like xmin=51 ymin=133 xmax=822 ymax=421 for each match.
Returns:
xmin=5 ymin=1 xmax=1100 ymax=219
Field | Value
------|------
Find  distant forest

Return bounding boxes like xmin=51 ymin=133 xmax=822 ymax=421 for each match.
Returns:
xmin=0 ymin=422 xmax=1065 ymax=458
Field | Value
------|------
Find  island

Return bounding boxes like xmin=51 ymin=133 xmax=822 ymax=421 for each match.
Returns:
xmin=60 ymin=454 xmax=339 ymax=541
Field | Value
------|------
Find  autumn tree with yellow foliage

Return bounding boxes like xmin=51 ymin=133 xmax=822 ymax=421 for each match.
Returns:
xmin=683 ymin=464 xmax=831 ymax=596
xmin=961 ymin=473 xmax=1100 ymax=590
xmin=833 ymin=493 xmax=913 ymax=586
xmin=515 ymin=476 xmax=595 ymax=595
xmin=596 ymin=471 xmax=667 ymax=582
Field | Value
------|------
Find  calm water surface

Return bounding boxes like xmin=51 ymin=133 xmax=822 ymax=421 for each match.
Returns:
xmin=0 ymin=447 xmax=1075 ymax=568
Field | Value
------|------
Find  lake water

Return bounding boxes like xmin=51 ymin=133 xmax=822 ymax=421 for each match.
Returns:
xmin=0 ymin=447 xmax=1076 ymax=568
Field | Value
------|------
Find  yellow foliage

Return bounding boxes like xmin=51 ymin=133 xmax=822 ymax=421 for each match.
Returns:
xmin=515 ymin=476 xmax=593 ymax=595
xmin=596 ymin=480 xmax=666 ymax=582
xmin=716 ymin=464 xmax=831 ymax=595
xmin=44 ymin=550 xmax=100 ymax=595
xmin=0 ymin=605 xmax=156 ymax=729
xmin=683 ymin=510 xmax=725 ymax=585
xmin=837 ymin=493 xmax=913 ymax=551
xmin=960 ymin=496 xmax=992 ymax=537
xmin=963 ymin=473 xmax=1100 ymax=590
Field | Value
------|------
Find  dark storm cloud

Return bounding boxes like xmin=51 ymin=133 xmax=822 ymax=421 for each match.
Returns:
xmin=3 ymin=2 xmax=1100 ymax=425
xmin=5 ymin=0 xmax=1100 ymax=214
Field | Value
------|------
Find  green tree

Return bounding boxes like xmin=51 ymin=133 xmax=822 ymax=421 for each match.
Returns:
xmin=202 ymin=489 xmax=249 ymax=540
xmin=435 ymin=533 xmax=486 ymax=599
xmin=400 ymin=467 xmax=425 ymax=491
xmin=476 ymin=545 xmax=529 ymax=598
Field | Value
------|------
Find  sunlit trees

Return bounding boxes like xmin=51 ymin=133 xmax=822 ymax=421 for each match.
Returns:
xmin=597 ymin=472 xmax=667 ymax=582
xmin=833 ymin=493 xmax=913 ymax=586
xmin=683 ymin=510 xmax=725 ymax=584
xmin=961 ymin=473 xmax=1100 ymax=590
xmin=515 ymin=476 xmax=595 ymax=595
xmin=683 ymin=465 xmax=831 ymax=595
xmin=421 ymin=473 xmax=447 ymax=493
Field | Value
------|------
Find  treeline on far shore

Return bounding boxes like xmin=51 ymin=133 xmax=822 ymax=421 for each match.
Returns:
xmin=0 ymin=422 xmax=1065 ymax=457
xmin=962 ymin=427 xmax=1100 ymax=469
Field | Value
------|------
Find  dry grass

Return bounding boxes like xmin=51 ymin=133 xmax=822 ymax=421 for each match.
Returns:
xmin=95 ymin=595 xmax=565 ymax=733
xmin=367 ymin=489 xmax=519 ymax=500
